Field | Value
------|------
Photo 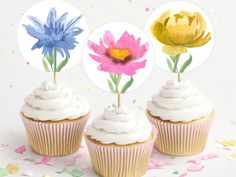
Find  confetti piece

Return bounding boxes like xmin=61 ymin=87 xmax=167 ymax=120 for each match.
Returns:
xmin=87 ymin=86 xmax=93 ymax=92
xmin=163 ymin=160 xmax=174 ymax=166
xmin=173 ymin=170 xmax=180 ymax=175
xmin=132 ymin=99 xmax=136 ymax=104
xmin=149 ymin=161 xmax=163 ymax=169
xmin=24 ymin=158 xmax=36 ymax=163
xmin=56 ymin=168 xmax=67 ymax=174
xmin=6 ymin=164 xmax=20 ymax=174
xmin=21 ymin=170 xmax=34 ymax=176
xmin=15 ymin=145 xmax=26 ymax=154
xmin=34 ymin=156 xmax=51 ymax=165
xmin=179 ymin=172 xmax=188 ymax=177
xmin=218 ymin=140 xmax=236 ymax=147
xmin=68 ymin=169 xmax=84 ymax=177
xmin=201 ymin=153 xmax=218 ymax=160
xmin=0 ymin=168 xmax=8 ymax=177
xmin=227 ymin=154 xmax=236 ymax=160
xmin=145 ymin=7 xmax=150 ymax=12
xmin=186 ymin=159 xmax=202 ymax=165
xmin=0 ymin=144 xmax=8 ymax=151
xmin=65 ymin=158 xmax=76 ymax=166
xmin=43 ymin=174 xmax=51 ymax=177
xmin=112 ymin=103 xmax=116 ymax=108
xmin=187 ymin=165 xmax=205 ymax=172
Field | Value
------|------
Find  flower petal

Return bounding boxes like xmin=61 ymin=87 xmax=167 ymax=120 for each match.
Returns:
xmin=163 ymin=45 xmax=187 ymax=56
xmin=151 ymin=21 xmax=173 ymax=45
xmin=103 ymin=31 xmax=115 ymax=48
xmin=27 ymin=16 xmax=44 ymax=32
xmin=47 ymin=8 xmax=57 ymax=27
xmin=122 ymin=60 xmax=147 ymax=76
xmin=65 ymin=15 xmax=82 ymax=32
xmin=89 ymin=54 xmax=108 ymax=63
xmin=87 ymin=40 xmax=107 ymax=56
xmin=115 ymin=31 xmax=148 ymax=60
xmin=185 ymin=32 xmax=211 ymax=47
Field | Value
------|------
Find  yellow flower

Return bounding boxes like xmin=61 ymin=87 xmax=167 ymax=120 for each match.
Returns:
xmin=151 ymin=10 xmax=211 ymax=56
xmin=6 ymin=164 xmax=20 ymax=174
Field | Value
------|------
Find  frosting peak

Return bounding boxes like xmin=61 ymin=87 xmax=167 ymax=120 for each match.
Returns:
xmin=147 ymin=79 xmax=213 ymax=122
xmin=86 ymin=105 xmax=152 ymax=145
xmin=21 ymin=81 xmax=90 ymax=121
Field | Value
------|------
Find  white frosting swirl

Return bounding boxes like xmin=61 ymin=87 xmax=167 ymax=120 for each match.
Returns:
xmin=147 ymin=79 xmax=213 ymax=122
xmin=86 ymin=106 xmax=152 ymax=145
xmin=21 ymin=81 xmax=90 ymax=121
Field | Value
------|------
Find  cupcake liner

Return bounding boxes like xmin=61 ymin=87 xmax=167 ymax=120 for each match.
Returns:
xmin=85 ymin=127 xmax=157 ymax=177
xmin=147 ymin=111 xmax=214 ymax=156
xmin=21 ymin=113 xmax=90 ymax=157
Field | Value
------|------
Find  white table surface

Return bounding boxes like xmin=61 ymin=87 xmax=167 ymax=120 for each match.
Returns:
xmin=0 ymin=0 xmax=236 ymax=177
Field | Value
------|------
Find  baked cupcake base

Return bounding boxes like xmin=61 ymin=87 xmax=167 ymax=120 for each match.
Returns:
xmin=147 ymin=111 xmax=214 ymax=156
xmin=85 ymin=127 xmax=157 ymax=177
xmin=21 ymin=112 xmax=90 ymax=157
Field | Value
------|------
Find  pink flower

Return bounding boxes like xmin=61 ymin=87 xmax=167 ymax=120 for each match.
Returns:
xmin=88 ymin=31 xmax=149 ymax=76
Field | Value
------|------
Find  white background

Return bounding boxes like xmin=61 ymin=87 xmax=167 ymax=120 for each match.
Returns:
xmin=0 ymin=0 xmax=236 ymax=177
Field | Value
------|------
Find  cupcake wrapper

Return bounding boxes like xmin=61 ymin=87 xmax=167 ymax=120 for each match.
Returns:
xmin=85 ymin=127 xmax=157 ymax=177
xmin=147 ymin=111 xmax=214 ymax=156
xmin=21 ymin=113 xmax=89 ymax=157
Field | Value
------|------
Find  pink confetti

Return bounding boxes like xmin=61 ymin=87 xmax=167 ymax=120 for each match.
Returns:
xmin=21 ymin=170 xmax=34 ymax=176
xmin=0 ymin=144 xmax=8 ymax=151
xmin=149 ymin=160 xmax=163 ymax=169
xmin=201 ymin=153 xmax=218 ymax=160
xmin=65 ymin=158 xmax=76 ymax=166
xmin=187 ymin=165 xmax=205 ymax=172
xmin=186 ymin=158 xmax=202 ymax=165
xmin=179 ymin=172 xmax=188 ymax=177
xmin=15 ymin=145 xmax=26 ymax=154
xmin=34 ymin=156 xmax=51 ymax=165
xmin=163 ymin=160 xmax=174 ymax=166
xmin=145 ymin=7 xmax=150 ymax=12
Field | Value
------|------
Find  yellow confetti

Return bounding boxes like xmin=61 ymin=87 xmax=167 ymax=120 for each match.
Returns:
xmin=6 ymin=164 xmax=20 ymax=174
xmin=229 ymin=154 xmax=236 ymax=158
xmin=43 ymin=174 xmax=51 ymax=177
xmin=87 ymin=86 xmax=93 ymax=92
xmin=219 ymin=140 xmax=236 ymax=147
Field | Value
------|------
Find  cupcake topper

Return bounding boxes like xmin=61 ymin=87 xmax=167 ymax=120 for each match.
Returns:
xmin=83 ymin=22 xmax=154 ymax=108
xmin=145 ymin=1 xmax=214 ymax=81
xmin=17 ymin=0 xmax=89 ymax=83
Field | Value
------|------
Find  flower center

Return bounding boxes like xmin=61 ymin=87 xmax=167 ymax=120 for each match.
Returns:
xmin=108 ymin=48 xmax=131 ymax=62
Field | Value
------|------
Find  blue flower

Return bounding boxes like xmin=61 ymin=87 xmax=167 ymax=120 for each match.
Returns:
xmin=23 ymin=8 xmax=83 ymax=58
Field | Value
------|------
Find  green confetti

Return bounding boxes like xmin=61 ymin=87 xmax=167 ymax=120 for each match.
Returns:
xmin=56 ymin=167 xmax=67 ymax=174
xmin=0 ymin=168 xmax=8 ymax=177
xmin=25 ymin=158 xmax=36 ymax=162
xmin=112 ymin=103 xmax=116 ymax=108
xmin=69 ymin=169 xmax=84 ymax=177
xmin=170 ymin=156 xmax=175 ymax=159
xmin=173 ymin=170 xmax=180 ymax=174
xmin=132 ymin=99 xmax=136 ymax=104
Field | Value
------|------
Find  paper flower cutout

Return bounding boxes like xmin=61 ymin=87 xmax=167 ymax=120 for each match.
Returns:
xmin=88 ymin=31 xmax=148 ymax=76
xmin=23 ymin=7 xmax=83 ymax=73
xmin=151 ymin=10 xmax=211 ymax=56
xmin=151 ymin=10 xmax=211 ymax=80
xmin=88 ymin=30 xmax=149 ymax=107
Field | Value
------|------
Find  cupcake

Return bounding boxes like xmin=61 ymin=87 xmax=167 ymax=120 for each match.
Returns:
xmin=147 ymin=79 xmax=214 ymax=156
xmin=20 ymin=81 xmax=90 ymax=156
xmin=85 ymin=106 xmax=157 ymax=177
